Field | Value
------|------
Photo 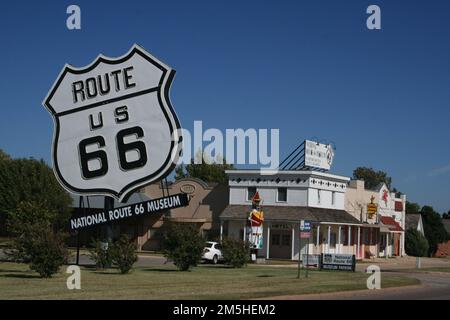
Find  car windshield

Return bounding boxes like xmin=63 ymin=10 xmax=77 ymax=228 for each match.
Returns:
xmin=205 ymin=243 xmax=213 ymax=248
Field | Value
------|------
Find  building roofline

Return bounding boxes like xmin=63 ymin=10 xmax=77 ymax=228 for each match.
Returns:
xmin=225 ymin=169 xmax=350 ymax=181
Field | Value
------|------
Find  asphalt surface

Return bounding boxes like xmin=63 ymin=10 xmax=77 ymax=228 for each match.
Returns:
xmin=268 ymin=271 xmax=450 ymax=300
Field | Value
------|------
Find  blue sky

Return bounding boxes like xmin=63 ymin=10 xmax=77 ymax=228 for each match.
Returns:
xmin=0 ymin=1 xmax=449 ymax=212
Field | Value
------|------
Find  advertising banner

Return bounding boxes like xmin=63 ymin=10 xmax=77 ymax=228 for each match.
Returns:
xmin=70 ymin=193 xmax=188 ymax=230
xmin=304 ymin=140 xmax=334 ymax=170
xmin=321 ymin=253 xmax=356 ymax=271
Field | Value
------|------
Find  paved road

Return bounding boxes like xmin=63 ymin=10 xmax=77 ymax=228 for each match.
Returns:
xmin=267 ymin=271 xmax=450 ymax=300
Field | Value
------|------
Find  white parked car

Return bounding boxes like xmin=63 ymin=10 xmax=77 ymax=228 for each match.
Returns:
xmin=202 ymin=241 xmax=223 ymax=264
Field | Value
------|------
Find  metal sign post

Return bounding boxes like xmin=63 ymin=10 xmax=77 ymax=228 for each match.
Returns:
xmin=305 ymin=237 xmax=309 ymax=278
xmin=299 ymin=220 xmax=312 ymax=279
xmin=297 ymin=235 xmax=302 ymax=279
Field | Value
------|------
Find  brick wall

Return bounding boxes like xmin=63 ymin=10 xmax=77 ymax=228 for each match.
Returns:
xmin=435 ymin=240 xmax=450 ymax=257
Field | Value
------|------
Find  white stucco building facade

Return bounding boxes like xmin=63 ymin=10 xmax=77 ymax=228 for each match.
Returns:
xmin=220 ymin=170 xmax=369 ymax=260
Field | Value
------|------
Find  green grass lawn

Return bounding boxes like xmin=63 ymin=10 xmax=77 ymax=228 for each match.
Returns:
xmin=0 ymin=262 xmax=419 ymax=300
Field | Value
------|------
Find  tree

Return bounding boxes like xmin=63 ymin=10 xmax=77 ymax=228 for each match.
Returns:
xmin=405 ymin=229 xmax=429 ymax=257
xmin=175 ymin=151 xmax=235 ymax=184
xmin=443 ymin=211 xmax=450 ymax=219
xmin=162 ymin=223 xmax=204 ymax=271
xmin=421 ymin=205 xmax=447 ymax=256
xmin=0 ymin=149 xmax=11 ymax=161
xmin=352 ymin=167 xmax=392 ymax=190
xmin=406 ymin=201 xmax=421 ymax=214
xmin=0 ymin=158 xmax=72 ymax=234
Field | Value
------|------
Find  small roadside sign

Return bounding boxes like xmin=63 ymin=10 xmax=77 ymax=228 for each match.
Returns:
xmin=300 ymin=220 xmax=312 ymax=232
xmin=300 ymin=231 xmax=311 ymax=238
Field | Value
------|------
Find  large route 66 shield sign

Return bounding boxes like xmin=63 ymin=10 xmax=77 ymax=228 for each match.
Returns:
xmin=43 ymin=45 xmax=182 ymax=202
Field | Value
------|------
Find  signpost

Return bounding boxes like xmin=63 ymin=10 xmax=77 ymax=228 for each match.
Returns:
xmin=298 ymin=220 xmax=312 ymax=278
xmin=43 ymin=45 xmax=187 ymax=260
xmin=43 ymin=44 xmax=182 ymax=202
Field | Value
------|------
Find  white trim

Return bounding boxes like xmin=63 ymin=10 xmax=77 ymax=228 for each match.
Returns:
xmin=319 ymin=222 xmax=363 ymax=226
xmin=225 ymin=169 xmax=351 ymax=181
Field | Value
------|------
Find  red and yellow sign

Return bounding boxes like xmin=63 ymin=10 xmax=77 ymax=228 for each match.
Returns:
xmin=367 ymin=195 xmax=377 ymax=218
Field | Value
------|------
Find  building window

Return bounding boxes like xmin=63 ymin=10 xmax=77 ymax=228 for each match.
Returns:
xmin=277 ymin=187 xmax=287 ymax=202
xmin=331 ymin=192 xmax=336 ymax=205
xmin=317 ymin=189 xmax=321 ymax=204
xmin=247 ymin=187 xmax=257 ymax=201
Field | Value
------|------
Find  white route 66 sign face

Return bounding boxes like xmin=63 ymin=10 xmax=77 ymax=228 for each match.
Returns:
xmin=43 ymin=44 xmax=182 ymax=202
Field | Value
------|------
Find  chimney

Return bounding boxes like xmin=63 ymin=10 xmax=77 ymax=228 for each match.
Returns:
xmin=349 ymin=179 xmax=365 ymax=190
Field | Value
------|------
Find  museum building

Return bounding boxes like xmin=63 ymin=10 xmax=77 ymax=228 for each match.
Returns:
xmin=220 ymin=170 xmax=406 ymax=260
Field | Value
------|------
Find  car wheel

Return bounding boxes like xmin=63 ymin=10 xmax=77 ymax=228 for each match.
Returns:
xmin=212 ymin=255 xmax=218 ymax=265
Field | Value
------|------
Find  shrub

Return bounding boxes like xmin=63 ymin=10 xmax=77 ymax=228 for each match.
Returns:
xmin=89 ymin=239 xmax=112 ymax=269
xmin=405 ymin=229 xmax=429 ymax=257
xmin=6 ymin=201 xmax=67 ymax=277
xmin=221 ymin=238 xmax=250 ymax=268
xmin=110 ymin=234 xmax=138 ymax=274
xmin=27 ymin=227 xmax=68 ymax=278
xmin=162 ymin=224 xmax=204 ymax=271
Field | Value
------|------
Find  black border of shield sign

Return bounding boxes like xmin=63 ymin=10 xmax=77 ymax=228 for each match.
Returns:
xmin=42 ymin=45 xmax=182 ymax=202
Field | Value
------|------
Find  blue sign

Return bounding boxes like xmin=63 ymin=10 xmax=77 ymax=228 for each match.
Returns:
xmin=300 ymin=220 xmax=312 ymax=232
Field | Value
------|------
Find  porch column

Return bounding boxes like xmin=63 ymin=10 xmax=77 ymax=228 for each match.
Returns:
xmin=327 ymin=225 xmax=331 ymax=254
xmin=386 ymin=233 xmax=389 ymax=259
xmin=338 ymin=225 xmax=342 ymax=254
xmin=357 ymin=226 xmax=361 ymax=259
xmin=291 ymin=225 xmax=295 ymax=260
xmin=348 ymin=226 xmax=351 ymax=246
xmin=266 ymin=224 xmax=270 ymax=259
xmin=316 ymin=225 xmax=320 ymax=248
xmin=400 ymin=233 xmax=404 ymax=257
xmin=243 ymin=223 xmax=246 ymax=242
xmin=220 ymin=221 xmax=223 ymax=241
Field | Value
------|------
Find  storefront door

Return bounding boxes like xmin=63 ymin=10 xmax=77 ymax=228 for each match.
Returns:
xmin=270 ymin=229 xmax=292 ymax=259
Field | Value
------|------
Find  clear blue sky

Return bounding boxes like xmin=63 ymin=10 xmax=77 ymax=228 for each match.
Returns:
xmin=0 ymin=1 xmax=449 ymax=212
